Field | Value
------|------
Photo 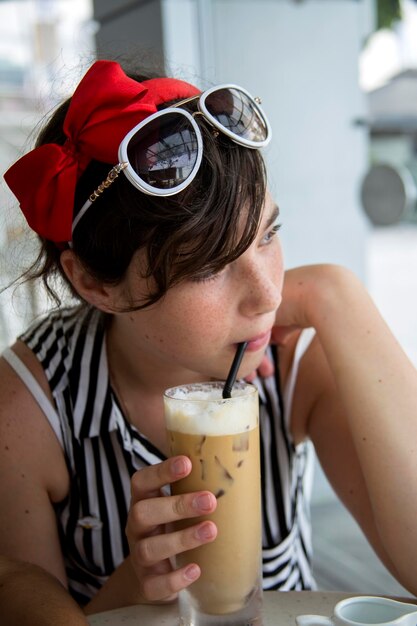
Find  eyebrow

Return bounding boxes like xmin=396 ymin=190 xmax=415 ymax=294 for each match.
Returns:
xmin=263 ymin=203 xmax=280 ymax=230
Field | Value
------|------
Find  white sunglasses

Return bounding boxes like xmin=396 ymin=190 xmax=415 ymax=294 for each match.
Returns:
xmin=72 ymin=84 xmax=271 ymax=237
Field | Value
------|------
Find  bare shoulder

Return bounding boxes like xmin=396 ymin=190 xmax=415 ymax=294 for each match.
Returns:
xmin=0 ymin=340 xmax=69 ymax=502
xmin=2 ymin=339 xmax=54 ymax=396
xmin=0 ymin=341 xmax=69 ymax=583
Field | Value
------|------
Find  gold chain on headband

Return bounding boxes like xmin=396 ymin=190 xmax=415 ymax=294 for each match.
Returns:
xmin=88 ymin=162 xmax=128 ymax=203
xmin=71 ymin=162 xmax=129 ymax=241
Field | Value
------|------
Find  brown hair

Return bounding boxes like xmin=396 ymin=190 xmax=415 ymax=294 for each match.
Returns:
xmin=23 ymin=71 xmax=267 ymax=310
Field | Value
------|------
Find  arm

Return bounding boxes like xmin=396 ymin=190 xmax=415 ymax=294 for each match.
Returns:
xmin=0 ymin=346 xmax=70 ymax=585
xmin=278 ymin=264 xmax=417 ymax=594
xmin=0 ymin=344 xmax=220 ymax=614
xmin=0 ymin=556 xmax=88 ymax=626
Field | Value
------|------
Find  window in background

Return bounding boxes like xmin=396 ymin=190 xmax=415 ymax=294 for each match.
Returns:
xmin=0 ymin=0 xmax=95 ymax=349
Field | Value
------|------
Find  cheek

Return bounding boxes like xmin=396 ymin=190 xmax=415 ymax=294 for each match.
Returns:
xmin=274 ymin=241 xmax=285 ymax=289
xmin=161 ymin=285 xmax=233 ymax=343
xmin=178 ymin=296 xmax=227 ymax=336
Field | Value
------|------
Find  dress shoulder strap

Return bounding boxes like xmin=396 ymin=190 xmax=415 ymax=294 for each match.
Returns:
xmin=283 ymin=328 xmax=316 ymax=428
xmin=2 ymin=347 xmax=64 ymax=448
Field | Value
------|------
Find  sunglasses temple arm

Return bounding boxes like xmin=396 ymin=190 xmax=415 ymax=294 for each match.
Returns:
xmin=70 ymin=162 xmax=128 ymax=243
xmin=172 ymin=94 xmax=200 ymax=108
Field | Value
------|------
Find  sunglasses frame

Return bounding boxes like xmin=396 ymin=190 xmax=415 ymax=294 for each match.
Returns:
xmin=72 ymin=84 xmax=271 ymax=239
xmin=118 ymin=83 xmax=271 ymax=198
xmin=119 ymin=107 xmax=204 ymax=197
xmin=196 ymin=83 xmax=271 ymax=150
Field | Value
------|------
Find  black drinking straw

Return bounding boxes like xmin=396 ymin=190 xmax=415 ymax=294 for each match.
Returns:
xmin=222 ymin=342 xmax=248 ymax=399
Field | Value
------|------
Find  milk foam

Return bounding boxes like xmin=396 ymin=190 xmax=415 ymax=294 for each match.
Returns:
xmin=164 ymin=382 xmax=258 ymax=435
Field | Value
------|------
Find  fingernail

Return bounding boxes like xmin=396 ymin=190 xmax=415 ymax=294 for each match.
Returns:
xmin=172 ymin=457 xmax=188 ymax=476
xmin=184 ymin=564 xmax=200 ymax=581
xmin=193 ymin=493 xmax=213 ymax=512
xmin=196 ymin=522 xmax=216 ymax=541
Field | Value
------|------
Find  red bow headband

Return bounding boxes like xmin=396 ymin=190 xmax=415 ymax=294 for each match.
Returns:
xmin=3 ymin=60 xmax=200 ymax=243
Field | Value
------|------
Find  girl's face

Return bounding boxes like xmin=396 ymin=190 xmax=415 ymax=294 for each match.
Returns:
xmin=113 ymin=192 xmax=284 ymax=383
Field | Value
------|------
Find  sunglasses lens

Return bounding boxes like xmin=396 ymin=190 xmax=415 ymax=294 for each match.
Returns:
xmin=204 ymin=88 xmax=268 ymax=143
xmin=126 ymin=112 xmax=199 ymax=190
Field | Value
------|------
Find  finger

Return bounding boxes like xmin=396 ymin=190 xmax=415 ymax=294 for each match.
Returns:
xmin=257 ymin=354 xmax=275 ymax=377
xmin=244 ymin=354 xmax=274 ymax=381
xmin=128 ymin=490 xmax=217 ymax=535
xmin=141 ymin=563 xmax=201 ymax=603
xmin=131 ymin=456 xmax=192 ymax=502
xmin=135 ymin=521 xmax=217 ymax=567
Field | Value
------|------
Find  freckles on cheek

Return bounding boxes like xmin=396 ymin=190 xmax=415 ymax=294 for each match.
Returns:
xmin=190 ymin=303 xmax=221 ymax=328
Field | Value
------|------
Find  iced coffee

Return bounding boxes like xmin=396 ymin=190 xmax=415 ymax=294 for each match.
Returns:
xmin=164 ymin=381 xmax=262 ymax=626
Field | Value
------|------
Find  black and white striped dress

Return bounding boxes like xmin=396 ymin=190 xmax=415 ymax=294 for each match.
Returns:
xmin=3 ymin=306 xmax=315 ymax=604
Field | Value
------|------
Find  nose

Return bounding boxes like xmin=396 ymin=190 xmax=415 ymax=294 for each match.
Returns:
xmin=237 ymin=255 xmax=282 ymax=318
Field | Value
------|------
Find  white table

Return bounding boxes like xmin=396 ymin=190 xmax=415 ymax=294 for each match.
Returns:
xmin=87 ymin=590 xmax=355 ymax=625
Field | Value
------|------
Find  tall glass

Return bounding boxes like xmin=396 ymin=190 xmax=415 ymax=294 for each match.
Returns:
xmin=164 ymin=381 xmax=263 ymax=626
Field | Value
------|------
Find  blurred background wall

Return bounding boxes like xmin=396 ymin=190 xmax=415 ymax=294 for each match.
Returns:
xmin=93 ymin=0 xmax=372 ymax=279
xmin=1 ymin=0 xmax=417 ymax=596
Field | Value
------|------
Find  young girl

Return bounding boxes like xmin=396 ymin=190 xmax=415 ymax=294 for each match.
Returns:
xmin=1 ymin=60 xmax=417 ymax=622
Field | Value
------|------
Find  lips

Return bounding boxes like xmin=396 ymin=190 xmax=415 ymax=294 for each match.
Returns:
xmin=243 ymin=329 xmax=272 ymax=352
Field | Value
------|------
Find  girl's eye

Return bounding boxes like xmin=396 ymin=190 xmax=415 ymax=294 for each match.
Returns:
xmin=261 ymin=223 xmax=281 ymax=245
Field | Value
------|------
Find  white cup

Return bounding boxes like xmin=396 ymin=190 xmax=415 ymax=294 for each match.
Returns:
xmin=296 ymin=596 xmax=417 ymax=626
